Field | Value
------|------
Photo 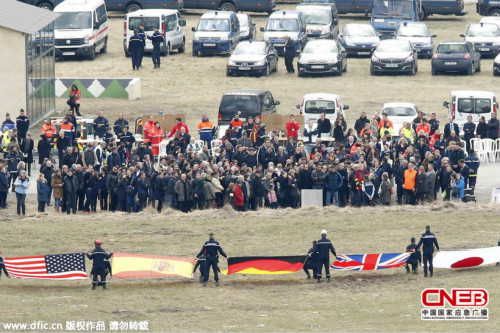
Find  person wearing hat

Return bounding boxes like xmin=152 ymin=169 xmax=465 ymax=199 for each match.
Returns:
xmin=86 ymin=240 xmax=113 ymax=290
xmin=0 ymin=250 xmax=9 ymax=279
xmin=196 ymin=233 xmax=227 ymax=286
xmin=16 ymin=109 xmax=30 ymax=144
xmin=128 ymin=29 xmax=143 ymax=70
xmin=416 ymin=226 xmax=439 ymax=277
xmin=2 ymin=113 xmax=15 ymax=131
xmin=310 ymin=230 xmax=337 ymax=283
xmin=405 ymin=237 xmax=421 ymax=274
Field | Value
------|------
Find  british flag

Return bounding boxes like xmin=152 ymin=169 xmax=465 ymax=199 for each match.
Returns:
xmin=331 ymin=253 xmax=411 ymax=271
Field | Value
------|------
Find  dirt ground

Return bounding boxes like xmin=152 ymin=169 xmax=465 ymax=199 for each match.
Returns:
xmin=51 ymin=3 xmax=500 ymax=133
xmin=0 ymin=205 xmax=499 ymax=332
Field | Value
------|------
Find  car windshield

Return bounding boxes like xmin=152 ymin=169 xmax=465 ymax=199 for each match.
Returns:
xmin=377 ymin=41 xmax=410 ymax=52
xmin=457 ymin=98 xmax=492 ymax=114
xmin=233 ymin=43 xmax=266 ymax=55
xmin=198 ymin=19 xmax=230 ymax=32
xmin=436 ymin=44 xmax=466 ymax=53
xmin=129 ymin=17 xmax=160 ymax=31
xmin=305 ymin=100 xmax=336 ymax=114
xmin=54 ymin=12 xmax=92 ymax=29
xmin=237 ymin=15 xmax=248 ymax=27
xmin=372 ymin=0 xmax=414 ymax=19
xmin=266 ymin=19 xmax=299 ymax=32
xmin=467 ymin=25 xmax=500 ymax=37
xmin=300 ymin=10 xmax=331 ymax=25
xmin=219 ymin=95 xmax=261 ymax=118
xmin=303 ymin=41 xmax=338 ymax=53
xmin=345 ymin=25 xmax=376 ymax=37
xmin=383 ymin=107 xmax=416 ymax=117
xmin=397 ymin=25 xmax=430 ymax=37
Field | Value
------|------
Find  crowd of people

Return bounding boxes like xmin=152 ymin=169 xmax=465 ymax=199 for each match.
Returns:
xmin=1 ymin=104 xmax=496 ymax=216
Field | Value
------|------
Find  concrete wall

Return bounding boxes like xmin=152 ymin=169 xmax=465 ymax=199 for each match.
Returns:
xmin=0 ymin=28 xmax=26 ymax=121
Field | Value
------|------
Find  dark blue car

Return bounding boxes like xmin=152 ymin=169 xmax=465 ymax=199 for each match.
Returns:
xmin=431 ymin=41 xmax=481 ymax=75
xmin=18 ymin=0 xmax=63 ymax=10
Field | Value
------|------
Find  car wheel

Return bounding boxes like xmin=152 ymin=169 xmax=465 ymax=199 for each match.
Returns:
xmin=89 ymin=46 xmax=96 ymax=60
xmin=126 ymin=3 xmax=142 ymax=13
xmin=370 ymin=66 xmax=376 ymax=76
xmin=192 ymin=48 xmax=197 ymax=57
xmin=298 ymin=72 xmax=304 ymax=77
xmin=476 ymin=61 xmax=481 ymax=72
xmin=431 ymin=67 xmax=437 ymax=75
xmin=343 ymin=63 xmax=347 ymax=72
xmin=38 ymin=2 xmax=53 ymax=10
xmin=467 ymin=63 xmax=473 ymax=75
xmin=490 ymin=9 xmax=500 ymax=16
xmin=273 ymin=60 xmax=278 ymax=72
xmin=226 ymin=69 xmax=231 ymax=77
xmin=494 ymin=71 xmax=500 ymax=77
xmin=161 ymin=44 xmax=170 ymax=57
xmin=228 ymin=42 xmax=233 ymax=55
xmin=100 ymin=37 xmax=108 ymax=54
xmin=410 ymin=64 xmax=416 ymax=75
xmin=179 ymin=38 xmax=185 ymax=53
xmin=265 ymin=64 xmax=270 ymax=76
xmin=219 ymin=2 xmax=237 ymax=12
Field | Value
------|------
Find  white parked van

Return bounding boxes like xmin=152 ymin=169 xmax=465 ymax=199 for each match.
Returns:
xmin=123 ymin=9 xmax=186 ymax=57
xmin=54 ymin=0 xmax=109 ymax=60
xmin=296 ymin=93 xmax=348 ymax=124
xmin=443 ymin=90 xmax=498 ymax=135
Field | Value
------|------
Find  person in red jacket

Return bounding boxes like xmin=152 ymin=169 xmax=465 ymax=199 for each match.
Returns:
xmin=416 ymin=118 xmax=431 ymax=136
xmin=286 ymin=115 xmax=300 ymax=141
xmin=150 ymin=122 xmax=164 ymax=156
xmin=233 ymin=180 xmax=244 ymax=211
xmin=143 ymin=115 xmax=155 ymax=144
xmin=168 ymin=118 xmax=189 ymax=138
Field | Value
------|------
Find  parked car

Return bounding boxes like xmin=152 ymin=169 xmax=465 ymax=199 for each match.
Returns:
xmin=226 ymin=41 xmax=278 ymax=76
xmin=333 ymin=0 xmax=465 ymax=17
xmin=370 ymin=39 xmax=418 ymax=75
xmin=338 ymin=24 xmax=380 ymax=57
xmin=443 ymin=91 xmax=497 ymax=135
xmin=19 ymin=0 xmax=63 ymax=10
xmin=183 ymin=0 xmax=277 ymax=14
xmin=192 ymin=11 xmax=241 ymax=56
xmin=380 ymin=102 xmax=419 ymax=136
xmin=480 ymin=16 xmax=500 ymax=30
xmin=461 ymin=23 xmax=500 ymax=57
xmin=295 ymin=2 xmax=339 ymax=39
xmin=297 ymin=39 xmax=347 ymax=76
xmin=53 ymin=0 xmax=108 ymax=60
xmin=395 ymin=22 xmax=435 ymax=58
xmin=296 ymin=93 xmax=348 ymax=125
xmin=105 ymin=0 xmax=183 ymax=13
xmin=261 ymin=11 xmax=308 ymax=56
xmin=431 ymin=41 xmax=481 ymax=75
xmin=123 ymin=9 xmax=186 ymax=57
xmin=237 ymin=13 xmax=257 ymax=41
xmin=216 ymin=89 xmax=280 ymax=138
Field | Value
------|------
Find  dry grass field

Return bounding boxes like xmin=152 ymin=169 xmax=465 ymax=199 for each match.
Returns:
xmin=0 ymin=204 xmax=499 ymax=332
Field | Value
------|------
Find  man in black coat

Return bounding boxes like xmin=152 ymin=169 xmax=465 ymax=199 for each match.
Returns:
xmin=462 ymin=115 xmax=476 ymax=153
xmin=317 ymin=113 xmax=331 ymax=137
xmin=93 ymin=111 xmax=109 ymax=139
xmin=311 ymin=230 xmax=337 ymax=283
xmin=405 ymin=237 xmax=421 ymax=274
xmin=128 ymin=29 xmax=143 ymax=70
xmin=106 ymin=166 xmax=119 ymax=212
xmin=86 ymin=240 xmax=113 ymax=290
xmin=283 ymin=36 xmax=296 ymax=74
xmin=56 ymin=131 xmax=70 ymax=170
xmin=196 ymin=233 xmax=227 ymax=286
xmin=63 ymin=169 xmax=78 ymax=215
xmin=303 ymin=241 xmax=319 ymax=279
xmin=16 ymin=109 xmax=30 ymax=143
xmin=487 ymin=112 xmax=500 ymax=139
xmin=354 ymin=112 xmax=370 ymax=135
xmin=416 ymin=226 xmax=439 ymax=277
xmin=443 ymin=118 xmax=460 ymax=139
xmin=251 ymin=170 xmax=266 ymax=210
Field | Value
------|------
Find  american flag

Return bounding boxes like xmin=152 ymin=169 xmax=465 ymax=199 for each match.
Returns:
xmin=331 ymin=253 xmax=411 ymax=271
xmin=4 ymin=253 xmax=88 ymax=280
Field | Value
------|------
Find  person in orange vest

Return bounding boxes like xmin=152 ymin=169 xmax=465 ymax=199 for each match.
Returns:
xmin=229 ymin=114 xmax=243 ymax=139
xmin=378 ymin=114 xmax=393 ymax=130
xmin=60 ymin=116 xmax=74 ymax=142
xmin=167 ymin=118 xmax=189 ymax=138
xmin=143 ymin=115 xmax=155 ymax=145
xmin=285 ymin=114 xmax=300 ymax=141
xmin=416 ymin=118 xmax=431 ymax=136
xmin=197 ymin=114 xmax=213 ymax=149
xmin=68 ymin=84 xmax=82 ymax=116
xmin=42 ymin=119 xmax=57 ymax=145
xmin=150 ymin=122 xmax=164 ymax=156
xmin=403 ymin=162 xmax=417 ymax=205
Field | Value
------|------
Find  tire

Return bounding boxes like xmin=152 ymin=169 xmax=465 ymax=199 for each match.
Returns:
xmin=226 ymin=69 xmax=231 ymax=77
xmin=192 ymin=48 xmax=198 ymax=57
xmin=410 ymin=64 xmax=416 ymax=75
xmin=490 ymin=9 xmax=500 ymax=16
xmin=219 ymin=2 xmax=237 ymax=12
xmin=88 ymin=46 xmax=96 ymax=60
xmin=178 ymin=38 xmax=185 ymax=53
xmin=126 ymin=3 xmax=142 ymax=13
xmin=100 ymin=38 xmax=107 ymax=54
xmin=467 ymin=63 xmax=473 ymax=75
xmin=431 ymin=66 xmax=437 ymax=75
xmin=265 ymin=63 xmax=270 ymax=76
xmin=370 ymin=66 xmax=375 ymax=76
xmin=38 ymin=2 xmax=53 ymax=10
xmin=342 ymin=63 xmax=347 ymax=72
xmin=228 ymin=42 xmax=234 ymax=55
xmin=273 ymin=60 xmax=278 ymax=72
xmin=476 ymin=61 xmax=481 ymax=72
xmin=161 ymin=44 xmax=170 ymax=57
xmin=298 ymin=72 xmax=304 ymax=77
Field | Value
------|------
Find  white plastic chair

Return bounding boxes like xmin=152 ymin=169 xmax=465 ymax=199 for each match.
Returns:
xmin=211 ymin=139 xmax=222 ymax=149
xmin=492 ymin=188 xmax=500 ymax=203
xmin=471 ymin=139 xmax=487 ymax=163
xmin=482 ymin=138 xmax=496 ymax=163
xmin=195 ymin=140 xmax=205 ymax=149
xmin=495 ymin=138 xmax=500 ymax=160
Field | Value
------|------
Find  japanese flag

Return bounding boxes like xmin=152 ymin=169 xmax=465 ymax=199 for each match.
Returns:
xmin=433 ymin=246 xmax=500 ymax=269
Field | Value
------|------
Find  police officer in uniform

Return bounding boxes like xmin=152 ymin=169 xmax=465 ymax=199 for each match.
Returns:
xmin=148 ymin=27 xmax=165 ymax=69
xmin=303 ymin=240 xmax=318 ymax=279
xmin=137 ymin=24 xmax=146 ymax=67
xmin=405 ymin=237 xmax=421 ymax=274
xmin=416 ymin=226 xmax=439 ymax=277
xmin=196 ymin=233 xmax=227 ymax=286
xmin=283 ymin=36 xmax=296 ymax=74
xmin=128 ymin=30 xmax=143 ymax=71
xmin=0 ymin=250 xmax=9 ymax=279
xmin=311 ymin=230 xmax=336 ymax=283
xmin=193 ymin=253 xmax=207 ymax=282
xmin=86 ymin=240 xmax=113 ymax=290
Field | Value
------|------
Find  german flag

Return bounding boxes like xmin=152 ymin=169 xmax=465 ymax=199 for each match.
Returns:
xmin=227 ymin=256 xmax=307 ymax=275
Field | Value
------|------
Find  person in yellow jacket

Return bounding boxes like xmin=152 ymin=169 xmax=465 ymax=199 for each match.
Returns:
xmin=198 ymin=114 xmax=213 ymax=149
xmin=1 ymin=127 xmax=11 ymax=153
xmin=400 ymin=122 xmax=416 ymax=144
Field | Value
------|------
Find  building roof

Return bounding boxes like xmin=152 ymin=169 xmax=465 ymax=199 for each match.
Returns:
xmin=0 ymin=0 xmax=59 ymax=35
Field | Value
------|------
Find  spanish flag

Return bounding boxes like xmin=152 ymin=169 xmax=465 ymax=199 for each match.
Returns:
xmin=227 ymin=256 xmax=307 ymax=275
xmin=111 ymin=252 xmax=194 ymax=279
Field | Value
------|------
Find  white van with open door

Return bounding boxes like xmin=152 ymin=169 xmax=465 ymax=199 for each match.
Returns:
xmin=124 ymin=9 xmax=186 ymax=57
xmin=54 ymin=0 xmax=109 ymax=60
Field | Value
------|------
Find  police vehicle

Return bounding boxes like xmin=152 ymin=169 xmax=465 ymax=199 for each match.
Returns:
xmin=332 ymin=0 xmax=465 ymax=17
xmin=106 ymin=0 xmax=184 ymax=13
xmin=183 ymin=0 xmax=277 ymax=14
xmin=477 ymin=0 xmax=500 ymax=16
xmin=395 ymin=22 xmax=435 ymax=58
xmin=461 ymin=23 xmax=500 ymax=57
xmin=296 ymin=0 xmax=339 ymax=39
xmin=371 ymin=0 xmax=423 ymax=39
xmin=261 ymin=11 xmax=308 ymax=55
xmin=192 ymin=11 xmax=241 ymax=56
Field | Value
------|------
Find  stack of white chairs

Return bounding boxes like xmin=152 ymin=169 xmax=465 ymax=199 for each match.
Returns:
xmin=471 ymin=138 xmax=487 ymax=163
xmin=495 ymin=138 xmax=500 ymax=160
xmin=210 ymin=139 xmax=223 ymax=156
xmin=158 ymin=139 xmax=171 ymax=160
xmin=482 ymin=138 xmax=496 ymax=163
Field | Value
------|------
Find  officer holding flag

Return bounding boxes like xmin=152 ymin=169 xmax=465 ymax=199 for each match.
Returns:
xmin=86 ymin=240 xmax=113 ymax=290
xmin=311 ymin=230 xmax=337 ymax=283
xmin=196 ymin=233 xmax=227 ymax=286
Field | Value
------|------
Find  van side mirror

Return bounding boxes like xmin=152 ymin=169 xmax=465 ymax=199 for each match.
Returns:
xmin=296 ymin=104 xmax=300 ymax=109
xmin=94 ymin=22 xmax=99 ymax=30
xmin=275 ymin=101 xmax=280 ymax=106
xmin=343 ymin=105 xmax=349 ymax=110
xmin=252 ymin=23 xmax=256 ymax=27
xmin=191 ymin=27 xmax=196 ymax=32
xmin=179 ymin=19 xmax=186 ymax=27
xmin=260 ymin=27 xmax=264 ymax=32
xmin=443 ymin=101 xmax=449 ymax=108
